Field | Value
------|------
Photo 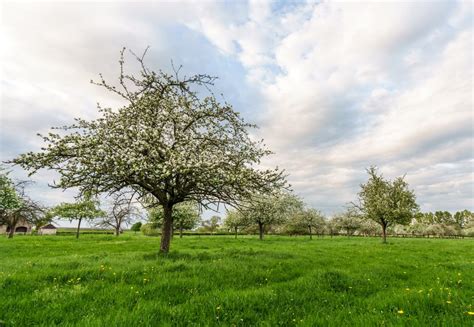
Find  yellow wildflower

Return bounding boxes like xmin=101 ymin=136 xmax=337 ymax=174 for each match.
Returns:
xmin=397 ymin=310 xmax=404 ymax=314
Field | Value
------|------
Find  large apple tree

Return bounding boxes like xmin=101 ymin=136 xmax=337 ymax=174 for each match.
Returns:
xmin=12 ymin=48 xmax=286 ymax=252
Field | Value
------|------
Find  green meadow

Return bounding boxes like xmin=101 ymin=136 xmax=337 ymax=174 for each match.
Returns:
xmin=0 ymin=235 xmax=472 ymax=326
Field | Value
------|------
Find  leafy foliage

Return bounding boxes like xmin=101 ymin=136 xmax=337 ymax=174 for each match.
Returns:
xmin=331 ymin=208 xmax=362 ymax=236
xmin=224 ymin=210 xmax=246 ymax=237
xmin=0 ymin=171 xmax=45 ymax=238
xmin=285 ymin=208 xmax=326 ymax=238
xmin=353 ymin=167 xmax=419 ymax=242
xmin=148 ymin=202 xmax=200 ymax=237
xmin=130 ymin=221 xmax=142 ymax=233
xmin=49 ymin=194 xmax=104 ymax=239
xmin=240 ymin=192 xmax=303 ymax=240
xmin=0 ymin=171 xmax=22 ymax=215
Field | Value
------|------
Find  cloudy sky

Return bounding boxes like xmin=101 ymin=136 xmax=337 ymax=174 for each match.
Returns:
xmin=1 ymin=0 xmax=473 ymax=220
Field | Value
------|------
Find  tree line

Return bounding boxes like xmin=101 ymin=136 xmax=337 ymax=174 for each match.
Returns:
xmin=139 ymin=167 xmax=473 ymax=241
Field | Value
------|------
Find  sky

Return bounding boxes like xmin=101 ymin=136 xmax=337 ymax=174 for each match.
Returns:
xmin=1 ymin=0 xmax=473 ymax=224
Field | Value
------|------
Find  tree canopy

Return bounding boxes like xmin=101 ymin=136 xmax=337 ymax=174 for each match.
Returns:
xmin=12 ymin=48 xmax=286 ymax=252
xmin=1 ymin=171 xmax=45 ymax=238
xmin=49 ymin=194 xmax=104 ymax=239
xmin=97 ymin=191 xmax=140 ymax=236
xmin=241 ymin=192 xmax=303 ymax=240
xmin=224 ymin=210 xmax=246 ymax=238
xmin=294 ymin=208 xmax=326 ymax=239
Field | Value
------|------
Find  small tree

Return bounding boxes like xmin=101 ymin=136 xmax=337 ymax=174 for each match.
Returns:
xmin=49 ymin=194 xmax=104 ymax=239
xmin=31 ymin=213 xmax=53 ymax=233
xmin=12 ymin=48 xmax=286 ymax=253
xmin=97 ymin=191 xmax=140 ymax=236
xmin=0 ymin=172 xmax=22 ymax=238
xmin=453 ymin=210 xmax=473 ymax=230
xmin=358 ymin=219 xmax=380 ymax=236
xmin=0 ymin=171 xmax=44 ymax=238
xmin=224 ymin=210 xmax=246 ymax=238
xmin=332 ymin=208 xmax=362 ymax=236
xmin=298 ymin=208 xmax=326 ymax=239
xmin=434 ymin=211 xmax=453 ymax=224
xmin=209 ymin=215 xmax=221 ymax=234
xmin=353 ymin=167 xmax=418 ymax=243
xmin=325 ymin=218 xmax=339 ymax=237
xmin=242 ymin=192 xmax=303 ymax=240
xmin=148 ymin=202 xmax=200 ymax=238
xmin=131 ymin=221 xmax=142 ymax=234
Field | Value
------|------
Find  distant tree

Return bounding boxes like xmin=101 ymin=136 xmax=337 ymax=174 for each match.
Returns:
xmin=358 ymin=219 xmax=380 ymax=236
xmin=292 ymin=208 xmax=326 ymax=239
xmin=131 ymin=221 xmax=142 ymax=234
xmin=434 ymin=211 xmax=453 ymax=224
xmin=209 ymin=215 xmax=221 ymax=234
xmin=140 ymin=222 xmax=161 ymax=236
xmin=148 ymin=202 xmax=200 ymax=238
xmin=96 ymin=191 xmax=140 ymax=236
xmin=11 ymin=48 xmax=286 ymax=253
xmin=0 ymin=172 xmax=22 ymax=238
xmin=453 ymin=210 xmax=473 ymax=229
xmin=242 ymin=192 xmax=303 ymax=240
xmin=224 ymin=210 xmax=246 ymax=238
xmin=425 ymin=224 xmax=458 ymax=237
xmin=353 ymin=167 xmax=418 ymax=243
xmin=332 ymin=208 xmax=362 ymax=236
xmin=0 ymin=171 xmax=45 ymax=238
xmin=31 ymin=213 xmax=53 ymax=232
xmin=413 ymin=212 xmax=426 ymax=224
xmin=416 ymin=212 xmax=435 ymax=225
xmin=49 ymin=194 xmax=104 ymax=239
xmin=325 ymin=218 xmax=339 ymax=237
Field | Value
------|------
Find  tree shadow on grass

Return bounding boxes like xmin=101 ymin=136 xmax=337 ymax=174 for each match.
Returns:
xmin=143 ymin=251 xmax=214 ymax=262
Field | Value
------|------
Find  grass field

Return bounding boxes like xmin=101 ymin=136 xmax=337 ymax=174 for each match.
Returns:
xmin=0 ymin=235 xmax=472 ymax=326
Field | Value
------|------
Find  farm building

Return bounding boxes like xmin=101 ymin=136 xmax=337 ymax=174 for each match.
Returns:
xmin=39 ymin=224 xmax=57 ymax=235
xmin=0 ymin=219 xmax=33 ymax=235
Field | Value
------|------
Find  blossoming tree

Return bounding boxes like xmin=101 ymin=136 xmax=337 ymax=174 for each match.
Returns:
xmin=49 ymin=194 xmax=105 ymax=239
xmin=353 ymin=167 xmax=418 ymax=243
xmin=241 ymin=192 xmax=303 ymax=240
xmin=0 ymin=171 xmax=45 ymax=238
xmin=12 ymin=48 xmax=286 ymax=252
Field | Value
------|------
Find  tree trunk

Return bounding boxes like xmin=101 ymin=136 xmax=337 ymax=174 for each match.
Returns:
xmin=234 ymin=227 xmax=238 ymax=239
xmin=160 ymin=204 xmax=173 ymax=253
xmin=308 ymin=225 xmax=312 ymax=240
xmin=76 ymin=218 xmax=82 ymax=239
xmin=8 ymin=224 xmax=16 ymax=239
xmin=258 ymin=222 xmax=264 ymax=240
xmin=179 ymin=226 xmax=183 ymax=238
xmin=382 ymin=223 xmax=387 ymax=243
xmin=115 ymin=226 xmax=120 ymax=237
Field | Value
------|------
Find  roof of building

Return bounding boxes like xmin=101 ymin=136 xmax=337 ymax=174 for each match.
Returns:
xmin=41 ymin=224 xmax=57 ymax=229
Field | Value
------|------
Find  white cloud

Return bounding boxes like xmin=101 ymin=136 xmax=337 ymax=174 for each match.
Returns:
xmin=192 ymin=0 xmax=473 ymax=213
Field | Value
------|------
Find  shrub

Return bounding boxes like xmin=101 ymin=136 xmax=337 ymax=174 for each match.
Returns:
xmin=140 ymin=223 xmax=160 ymax=236
xmin=462 ymin=226 xmax=474 ymax=237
